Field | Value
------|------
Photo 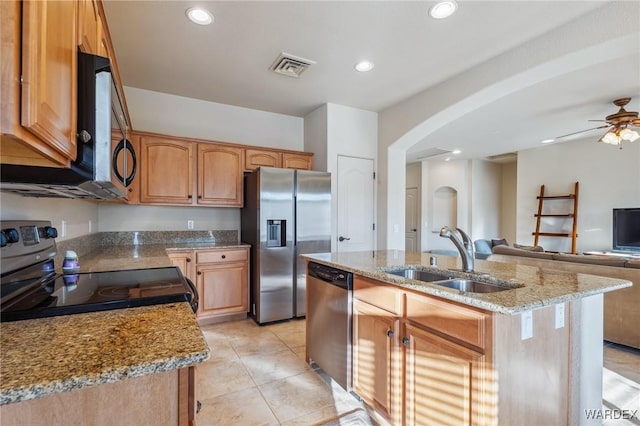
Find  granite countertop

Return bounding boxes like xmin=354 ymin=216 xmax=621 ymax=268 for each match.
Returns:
xmin=0 ymin=303 xmax=209 ymax=405
xmin=1 ymin=240 xmax=251 ymax=405
xmin=63 ymin=241 xmax=251 ymax=273
xmin=303 ymin=250 xmax=632 ymax=314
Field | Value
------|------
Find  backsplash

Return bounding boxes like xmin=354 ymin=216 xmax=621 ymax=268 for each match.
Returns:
xmin=54 ymin=230 xmax=239 ymax=266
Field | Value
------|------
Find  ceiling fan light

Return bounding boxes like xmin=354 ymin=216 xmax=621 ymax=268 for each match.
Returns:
xmin=620 ymin=128 xmax=640 ymax=142
xmin=601 ymin=132 xmax=620 ymax=145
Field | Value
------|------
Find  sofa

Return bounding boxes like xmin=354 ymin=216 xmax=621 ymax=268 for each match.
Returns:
xmin=487 ymin=245 xmax=640 ymax=349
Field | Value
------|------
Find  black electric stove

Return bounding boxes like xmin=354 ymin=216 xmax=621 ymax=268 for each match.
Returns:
xmin=1 ymin=221 xmax=198 ymax=322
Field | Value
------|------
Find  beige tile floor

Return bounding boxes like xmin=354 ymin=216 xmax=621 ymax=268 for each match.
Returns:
xmin=197 ymin=318 xmax=639 ymax=426
xmin=197 ymin=318 xmax=366 ymax=426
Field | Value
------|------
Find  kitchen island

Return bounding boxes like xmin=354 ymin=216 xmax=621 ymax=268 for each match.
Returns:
xmin=303 ymin=251 xmax=632 ymax=426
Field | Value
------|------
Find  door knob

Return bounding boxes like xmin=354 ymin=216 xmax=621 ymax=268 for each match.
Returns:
xmin=338 ymin=236 xmax=351 ymax=242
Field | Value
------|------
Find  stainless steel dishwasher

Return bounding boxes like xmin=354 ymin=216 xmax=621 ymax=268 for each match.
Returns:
xmin=306 ymin=261 xmax=353 ymax=391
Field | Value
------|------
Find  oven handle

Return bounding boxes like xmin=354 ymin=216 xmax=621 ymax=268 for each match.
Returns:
xmin=185 ymin=278 xmax=199 ymax=314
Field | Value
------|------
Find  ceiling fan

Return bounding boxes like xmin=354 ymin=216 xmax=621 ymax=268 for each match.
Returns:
xmin=554 ymin=97 xmax=640 ymax=147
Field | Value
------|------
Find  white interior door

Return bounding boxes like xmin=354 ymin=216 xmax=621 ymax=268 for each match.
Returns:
xmin=405 ymin=187 xmax=418 ymax=252
xmin=337 ymin=156 xmax=374 ymax=252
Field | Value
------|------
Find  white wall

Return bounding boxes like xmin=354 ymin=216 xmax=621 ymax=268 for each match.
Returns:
xmin=125 ymin=87 xmax=303 ymax=150
xmin=470 ymin=159 xmax=502 ymax=241
xmin=517 ymin=138 xmax=640 ymax=252
xmin=303 ymin=105 xmax=328 ymax=171
xmin=500 ymin=161 xmax=518 ymax=243
xmin=0 ymin=193 xmax=98 ymax=241
xmin=98 ymin=204 xmax=239 ymax=232
xmin=304 ymin=103 xmax=378 ymax=251
xmin=376 ymin=2 xmax=639 ymax=250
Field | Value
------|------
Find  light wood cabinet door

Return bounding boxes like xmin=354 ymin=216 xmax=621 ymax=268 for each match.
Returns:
xmin=282 ymin=152 xmax=313 ymax=170
xmin=77 ymin=0 xmax=99 ymax=54
xmin=168 ymin=251 xmax=195 ymax=281
xmin=20 ymin=0 xmax=77 ymax=161
xmin=352 ymin=299 xmax=402 ymax=425
xmin=244 ymin=148 xmax=281 ymax=171
xmin=139 ymin=137 xmax=194 ymax=204
xmin=404 ymin=323 xmax=488 ymax=426
xmin=197 ymin=144 xmax=243 ymax=207
xmin=196 ymin=261 xmax=248 ymax=319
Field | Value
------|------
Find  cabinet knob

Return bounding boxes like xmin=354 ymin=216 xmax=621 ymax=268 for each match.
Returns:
xmin=186 ymin=258 xmax=191 ymax=263
xmin=197 ymin=271 xmax=202 ymax=275
xmin=402 ymin=337 xmax=410 ymax=346
xmin=386 ymin=330 xmax=394 ymax=338
xmin=188 ymin=195 xmax=192 ymax=199
xmin=198 ymin=195 xmax=202 ymax=199
xmin=221 ymin=254 xmax=226 ymax=259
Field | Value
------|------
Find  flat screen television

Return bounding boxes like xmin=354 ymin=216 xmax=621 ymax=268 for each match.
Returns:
xmin=613 ymin=208 xmax=640 ymax=252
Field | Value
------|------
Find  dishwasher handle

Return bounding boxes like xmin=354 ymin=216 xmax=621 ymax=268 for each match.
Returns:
xmin=308 ymin=262 xmax=352 ymax=290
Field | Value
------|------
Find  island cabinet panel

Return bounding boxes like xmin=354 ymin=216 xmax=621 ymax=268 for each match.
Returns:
xmin=0 ymin=367 xmax=195 ymax=426
xmin=353 ymin=275 xmax=403 ymax=315
xmin=352 ymin=299 xmax=402 ymax=425
xmin=244 ymin=148 xmax=281 ymax=171
xmin=282 ymin=152 xmax=313 ymax=170
xmin=197 ymin=144 xmax=243 ymax=207
xmin=139 ymin=136 xmax=194 ymax=204
xmin=195 ymin=248 xmax=249 ymax=325
xmin=404 ymin=323 xmax=490 ymax=426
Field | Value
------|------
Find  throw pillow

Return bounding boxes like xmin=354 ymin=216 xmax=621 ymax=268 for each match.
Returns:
xmin=513 ymin=243 xmax=544 ymax=252
xmin=491 ymin=238 xmax=508 ymax=248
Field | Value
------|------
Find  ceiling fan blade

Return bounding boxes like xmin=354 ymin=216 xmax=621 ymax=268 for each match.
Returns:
xmin=554 ymin=125 xmax=610 ymax=139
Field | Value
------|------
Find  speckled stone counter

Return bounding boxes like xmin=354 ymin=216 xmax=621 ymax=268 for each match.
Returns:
xmin=0 ymin=303 xmax=208 ymax=405
xmin=303 ymin=250 xmax=632 ymax=314
xmin=1 ymin=238 xmax=252 ymax=405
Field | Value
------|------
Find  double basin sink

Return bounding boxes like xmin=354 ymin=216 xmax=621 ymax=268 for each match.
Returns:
xmin=385 ymin=268 xmax=515 ymax=293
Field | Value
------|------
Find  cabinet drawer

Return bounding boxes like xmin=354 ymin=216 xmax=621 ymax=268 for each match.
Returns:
xmin=196 ymin=249 xmax=247 ymax=264
xmin=354 ymin=275 xmax=402 ymax=315
xmin=405 ymin=292 xmax=486 ymax=350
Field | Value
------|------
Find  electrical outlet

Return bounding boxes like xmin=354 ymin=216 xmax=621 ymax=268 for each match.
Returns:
xmin=60 ymin=220 xmax=67 ymax=238
xmin=555 ymin=303 xmax=565 ymax=329
xmin=521 ymin=310 xmax=533 ymax=340
xmin=187 ymin=220 xmax=194 ymax=230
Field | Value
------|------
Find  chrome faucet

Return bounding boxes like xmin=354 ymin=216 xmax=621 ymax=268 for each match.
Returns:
xmin=439 ymin=226 xmax=475 ymax=272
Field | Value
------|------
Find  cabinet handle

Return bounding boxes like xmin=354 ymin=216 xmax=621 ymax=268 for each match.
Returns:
xmin=386 ymin=330 xmax=394 ymax=338
xmin=402 ymin=337 xmax=410 ymax=346
xmin=186 ymin=258 xmax=191 ymax=263
xmin=197 ymin=271 xmax=202 ymax=275
xmin=221 ymin=254 xmax=226 ymax=259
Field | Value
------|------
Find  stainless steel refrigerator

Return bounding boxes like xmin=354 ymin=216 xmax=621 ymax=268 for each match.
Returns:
xmin=241 ymin=167 xmax=331 ymax=324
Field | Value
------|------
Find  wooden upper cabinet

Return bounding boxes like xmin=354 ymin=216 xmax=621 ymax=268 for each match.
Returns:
xmin=139 ymin=136 xmax=194 ymax=205
xmin=77 ymin=0 xmax=100 ymax=55
xmin=0 ymin=0 xmax=77 ymax=166
xmin=198 ymin=144 xmax=243 ymax=206
xmin=244 ymin=148 xmax=281 ymax=171
xmin=282 ymin=152 xmax=313 ymax=170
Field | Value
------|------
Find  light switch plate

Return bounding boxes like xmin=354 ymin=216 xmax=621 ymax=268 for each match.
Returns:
xmin=555 ymin=303 xmax=565 ymax=329
xmin=521 ymin=310 xmax=533 ymax=340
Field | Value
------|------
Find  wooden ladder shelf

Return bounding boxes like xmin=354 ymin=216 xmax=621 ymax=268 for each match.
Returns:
xmin=532 ymin=182 xmax=579 ymax=254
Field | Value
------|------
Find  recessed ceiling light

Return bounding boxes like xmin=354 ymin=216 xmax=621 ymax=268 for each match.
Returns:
xmin=541 ymin=139 xmax=555 ymax=144
xmin=444 ymin=157 xmax=451 ymax=161
xmin=452 ymin=149 xmax=461 ymax=154
xmin=429 ymin=1 xmax=458 ymax=19
xmin=186 ymin=7 xmax=213 ymax=25
xmin=355 ymin=61 xmax=374 ymax=72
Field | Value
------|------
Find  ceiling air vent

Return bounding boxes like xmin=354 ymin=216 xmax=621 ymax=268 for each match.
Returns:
xmin=486 ymin=152 xmax=517 ymax=163
xmin=269 ymin=52 xmax=316 ymax=78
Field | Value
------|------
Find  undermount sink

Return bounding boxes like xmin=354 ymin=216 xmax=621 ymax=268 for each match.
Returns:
xmin=384 ymin=268 xmax=515 ymax=293
xmin=386 ymin=268 xmax=452 ymax=282
xmin=430 ymin=279 xmax=511 ymax=293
